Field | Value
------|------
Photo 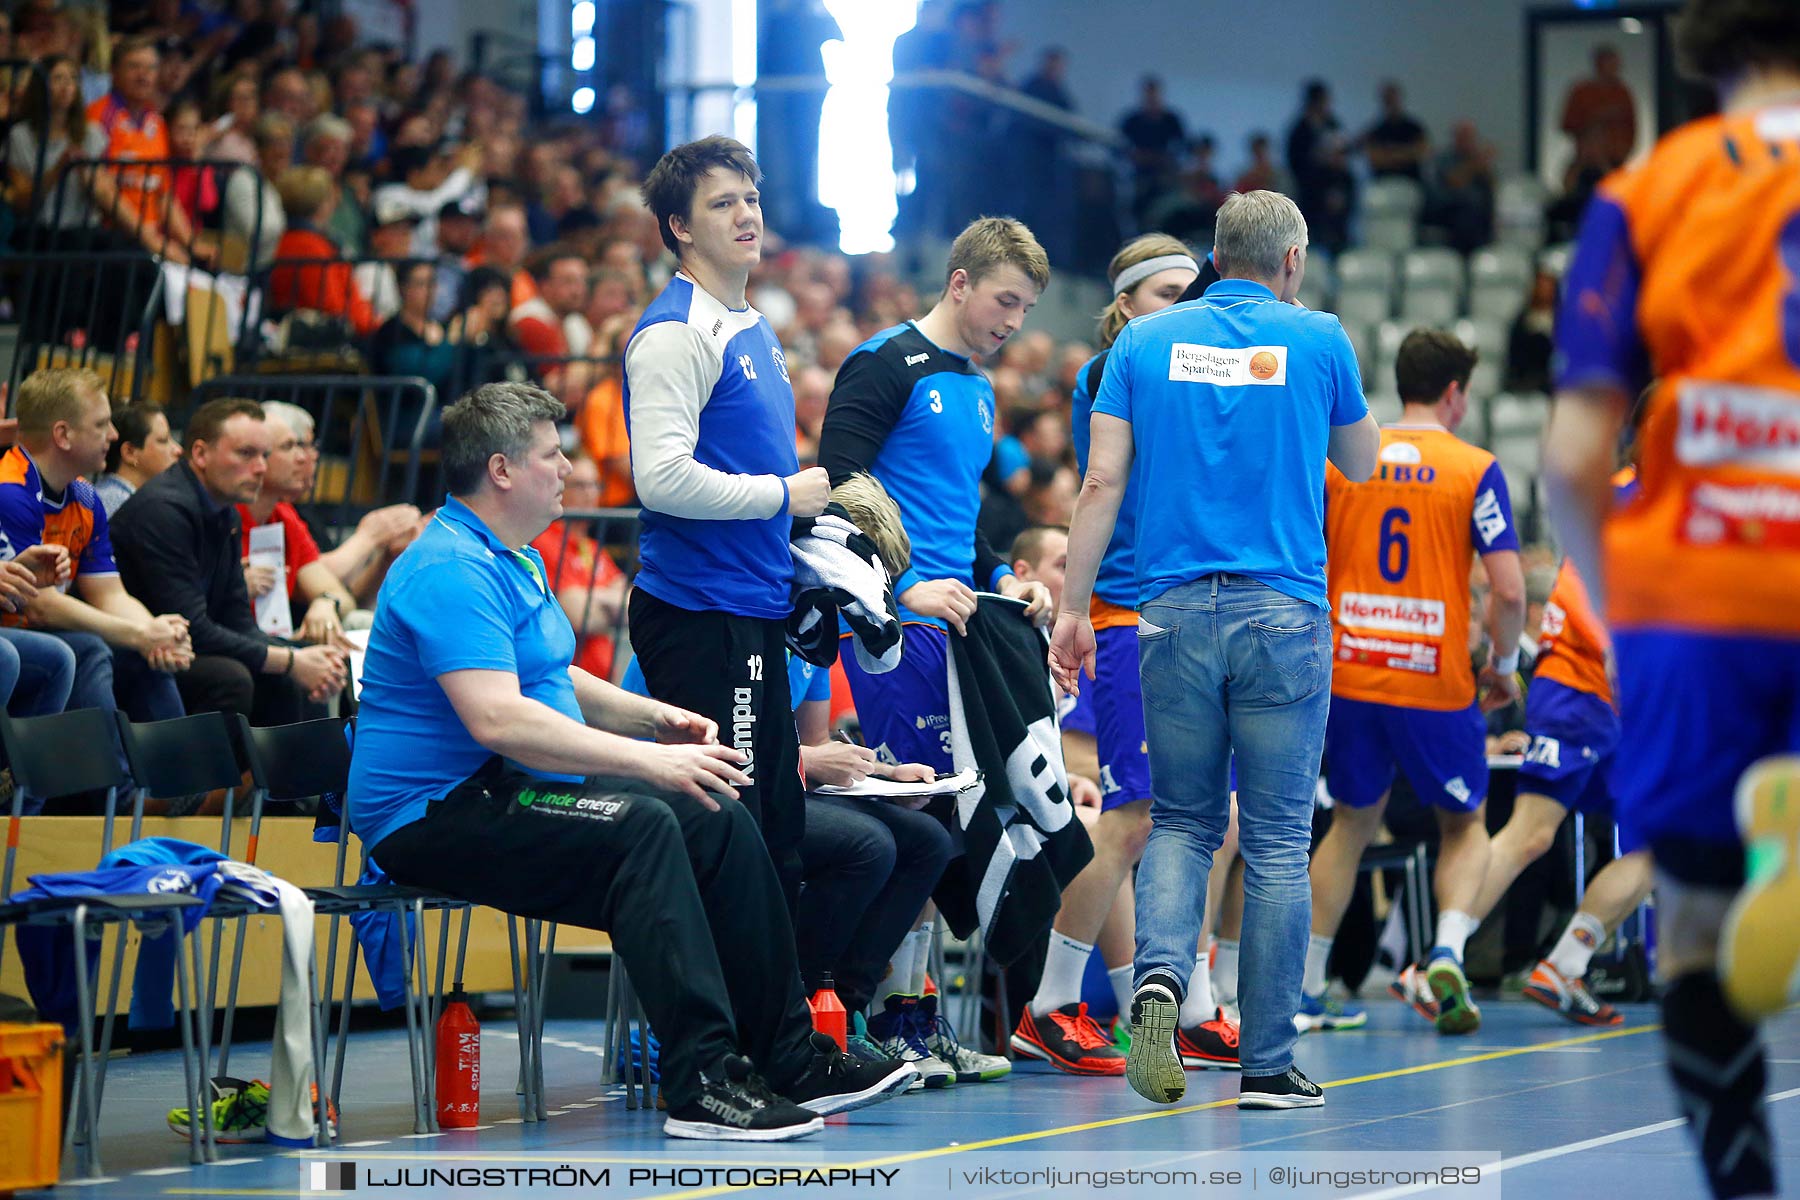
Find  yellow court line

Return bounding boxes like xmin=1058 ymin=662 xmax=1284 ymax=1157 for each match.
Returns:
xmin=158 ymin=1022 xmax=1663 ymax=1200
xmin=644 ymin=1022 xmax=1665 ymax=1200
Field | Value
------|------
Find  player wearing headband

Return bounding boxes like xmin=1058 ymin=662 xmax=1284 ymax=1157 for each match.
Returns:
xmin=1029 ymin=235 xmax=1240 ymax=1074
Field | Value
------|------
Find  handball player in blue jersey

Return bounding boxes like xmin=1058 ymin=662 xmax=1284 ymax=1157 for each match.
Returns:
xmin=819 ymin=217 xmax=1080 ymax=1062
xmin=623 ymin=136 xmax=829 ymax=912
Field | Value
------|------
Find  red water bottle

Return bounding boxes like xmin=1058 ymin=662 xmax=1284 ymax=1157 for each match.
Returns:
xmin=808 ymin=972 xmax=847 ymax=1051
xmin=435 ymin=991 xmax=481 ymax=1128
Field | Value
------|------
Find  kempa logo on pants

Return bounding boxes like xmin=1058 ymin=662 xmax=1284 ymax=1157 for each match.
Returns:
xmin=732 ymin=687 xmax=758 ymax=783
xmin=305 ymin=1162 xmax=355 ymax=1191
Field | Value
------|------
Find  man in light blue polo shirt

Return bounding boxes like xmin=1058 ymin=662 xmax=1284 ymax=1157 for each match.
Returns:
xmin=350 ymin=382 xmax=914 ymax=1141
xmin=1051 ymin=190 xmax=1379 ymax=1112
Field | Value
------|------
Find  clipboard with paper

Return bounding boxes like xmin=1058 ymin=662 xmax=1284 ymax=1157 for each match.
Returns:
xmin=809 ymin=768 xmax=982 ymax=799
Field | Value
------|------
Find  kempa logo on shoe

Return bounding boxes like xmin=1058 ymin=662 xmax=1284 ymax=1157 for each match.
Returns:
xmin=513 ymin=789 xmax=628 ymax=821
xmin=700 ymin=1092 xmax=758 ymax=1127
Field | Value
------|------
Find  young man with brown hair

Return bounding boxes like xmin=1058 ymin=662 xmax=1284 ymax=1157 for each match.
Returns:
xmin=819 ymin=216 xmax=1060 ymax=1070
xmin=624 ymin=135 xmax=828 ymax=911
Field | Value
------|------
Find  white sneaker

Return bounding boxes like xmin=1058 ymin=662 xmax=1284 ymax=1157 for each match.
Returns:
xmin=919 ymin=994 xmax=1010 ymax=1081
xmin=869 ymin=995 xmax=956 ymax=1089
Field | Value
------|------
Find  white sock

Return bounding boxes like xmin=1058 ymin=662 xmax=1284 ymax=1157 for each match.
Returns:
xmin=1302 ymin=933 xmax=1334 ymax=998
xmin=1376 ymin=901 xmax=1410 ymax=969
xmin=1434 ymin=909 xmax=1479 ymax=962
xmin=1180 ymin=953 xmax=1216 ymax=1026
xmin=1213 ymin=938 xmax=1240 ymax=1005
xmin=1030 ymin=931 xmax=1096 ymax=1017
xmin=881 ymin=934 xmax=919 ymax=1005
xmin=1547 ymin=911 xmax=1607 ymax=980
xmin=908 ymin=922 xmax=934 ymax=996
xmin=1108 ymin=964 xmax=1134 ymax=1019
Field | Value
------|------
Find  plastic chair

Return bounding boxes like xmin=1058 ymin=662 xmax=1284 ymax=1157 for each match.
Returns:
xmin=1402 ymin=247 xmax=1466 ymax=294
xmin=1334 ymin=287 xmax=1392 ymax=328
xmin=1364 ymin=177 xmax=1425 ymax=220
xmin=1363 ymin=213 xmax=1418 ymax=253
xmin=1336 ymin=248 xmax=1399 ymax=293
xmin=234 ymin=716 xmax=547 ymax=1131
xmin=1470 ymin=246 xmax=1534 ymax=292
xmin=1399 ymin=288 xmax=1460 ymax=326
xmin=0 ymin=709 xmax=212 ymax=1177
xmin=114 ymin=710 xmax=333 ymax=1149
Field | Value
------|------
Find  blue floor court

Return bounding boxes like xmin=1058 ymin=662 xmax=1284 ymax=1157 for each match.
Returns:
xmin=24 ymin=992 xmax=1800 ymax=1200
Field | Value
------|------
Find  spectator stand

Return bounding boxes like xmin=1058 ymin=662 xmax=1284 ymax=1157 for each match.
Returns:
xmin=5 ymin=156 xmax=275 ymax=407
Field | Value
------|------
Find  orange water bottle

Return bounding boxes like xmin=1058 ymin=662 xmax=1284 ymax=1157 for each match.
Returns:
xmin=435 ymin=991 xmax=481 ymax=1128
xmin=808 ymin=972 xmax=847 ymax=1051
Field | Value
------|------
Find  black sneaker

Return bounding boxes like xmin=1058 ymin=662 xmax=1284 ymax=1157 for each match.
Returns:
xmin=663 ymin=1054 xmax=823 ymax=1141
xmin=780 ymin=1032 xmax=917 ymax=1116
xmin=1238 ymin=1065 xmax=1325 ymax=1110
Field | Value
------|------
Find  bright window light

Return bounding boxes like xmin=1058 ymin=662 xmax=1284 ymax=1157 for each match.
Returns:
xmin=572 ymin=86 xmax=596 ymax=114
xmin=572 ymin=35 xmax=595 ymax=72
xmin=571 ymin=1 xmax=595 ymax=37
xmin=731 ymin=0 xmax=757 ymax=87
xmin=731 ymin=0 xmax=758 ymax=154
xmin=817 ymin=0 xmax=919 ymax=254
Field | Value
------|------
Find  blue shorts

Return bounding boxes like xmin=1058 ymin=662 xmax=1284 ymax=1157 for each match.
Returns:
xmin=1612 ymin=629 xmax=1800 ymax=862
xmin=1324 ymin=696 xmax=1488 ymax=813
xmin=1092 ymin=624 xmax=1152 ymax=811
xmin=1517 ymin=677 xmax=1621 ymax=813
xmin=1060 ymin=688 xmax=1096 ymax=736
xmin=838 ymin=624 xmax=954 ymax=773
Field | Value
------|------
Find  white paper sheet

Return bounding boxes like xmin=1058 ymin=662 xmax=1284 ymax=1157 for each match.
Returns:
xmin=810 ymin=768 xmax=981 ymax=799
xmin=343 ymin=628 xmax=370 ymax=700
xmin=247 ymin=521 xmax=293 ymax=638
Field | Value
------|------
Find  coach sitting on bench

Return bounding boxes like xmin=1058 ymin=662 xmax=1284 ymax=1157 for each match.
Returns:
xmin=349 ymin=381 xmax=914 ymax=1142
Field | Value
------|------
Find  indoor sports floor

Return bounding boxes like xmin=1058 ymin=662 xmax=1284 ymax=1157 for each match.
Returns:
xmin=21 ymin=992 xmax=1800 ymax=1199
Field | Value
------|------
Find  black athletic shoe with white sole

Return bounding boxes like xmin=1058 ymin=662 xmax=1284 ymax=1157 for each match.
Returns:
xmin=1125 ymin=980 xmax=1186 ymax=1105
xmin=1238 ymin=1065 xmax=1325 ymax=1110
xmin=664 ymin=1054 xmax=823 ymax=1141
xmin=781 ymin=1032 xmax=918 ymax=1115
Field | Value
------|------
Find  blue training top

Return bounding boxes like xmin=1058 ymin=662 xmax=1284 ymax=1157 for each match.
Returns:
xmin=1094 ymin=279 xmax=1368 ymax=610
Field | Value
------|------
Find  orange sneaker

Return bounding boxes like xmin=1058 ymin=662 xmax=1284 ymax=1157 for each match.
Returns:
xmin=1522 ymin=960 xmax=1623 ymax=1026
xmin=1174 ymin=1008 xmax=1240 ymax=1070
xmin=1010 ymin=1002 xmax=1127 ymax=1075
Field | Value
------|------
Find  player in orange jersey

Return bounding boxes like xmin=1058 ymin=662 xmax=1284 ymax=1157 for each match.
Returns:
xmin=1544 ymin=3 xmax=1800 ymax=1194
xmin=1302 ymin=330 xmax=1525 ymax=1037
xmin=1428 ymin=546 xmax=1652 ymax=1029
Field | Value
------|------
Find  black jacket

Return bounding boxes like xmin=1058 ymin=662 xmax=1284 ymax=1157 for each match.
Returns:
xmin=111 ymin=462 xmax=271 ymax=670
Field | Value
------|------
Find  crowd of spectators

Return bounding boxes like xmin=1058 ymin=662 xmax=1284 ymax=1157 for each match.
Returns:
xmin=0 ymin=2 xmax=1591 ymax=827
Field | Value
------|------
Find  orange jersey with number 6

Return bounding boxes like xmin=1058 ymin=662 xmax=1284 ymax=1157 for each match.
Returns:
xmin=1325 ymin=425 xmax=1520 ymax=712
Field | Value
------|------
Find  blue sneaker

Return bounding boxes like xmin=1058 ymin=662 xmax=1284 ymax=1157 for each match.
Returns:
xmin=1293 ymin=990 xmax=1367 ymax=1032
xmin=866 ymin=995 xmax=954 ymax=1088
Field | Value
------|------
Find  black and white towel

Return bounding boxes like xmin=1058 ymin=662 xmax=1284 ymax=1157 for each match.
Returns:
xmin=788 ymin=505 xmax=904 ymax=674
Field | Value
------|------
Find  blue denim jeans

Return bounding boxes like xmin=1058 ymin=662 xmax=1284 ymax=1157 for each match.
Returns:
xmin=0 ymin=626 xmax=76 ymax=717
xmin=1132 ymin=575 xmax=1332 ymax=1075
